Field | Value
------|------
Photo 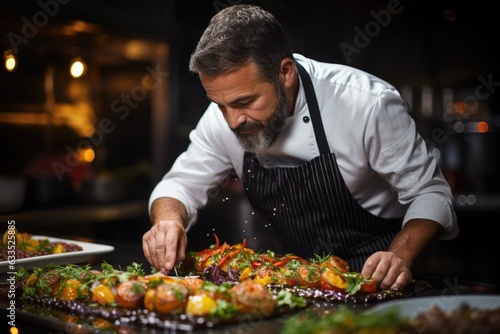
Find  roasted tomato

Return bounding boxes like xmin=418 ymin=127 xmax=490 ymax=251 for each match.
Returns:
xmin=296 ymin=264 xmax=321 ymax=288
xmin=144 ymin=288 xmax=156 ymax=311
xmin=115 ymin=280 xmax=147 ymax=309
xmin=25 ymin=273 xmax=38 ymax=287
xmin=91 ymin=283 xmax=116 ymax=306
xmin=185 ymin=292 xmax=218 ymax=316
xmin=152 ymin=282 xmax=189 ymax=314
xmin=59 ymin=278 xmax=86 ymax=301
xmin=180 ymin=276 xmax=205 ymax=293
xmin=320 ymin=268 xmax=348 ymax=292
xmin=264 ymin=267 xmax=298 ymax=286
xmin=360 ymin=279 xmax=378 ymax=293
xmin=271 ymin=272 xmax=298 ymax=286
xmin=229 ymin=280 xmax=277 ymax=316
xmin=320 ymin=255 xmax=350 ymax=273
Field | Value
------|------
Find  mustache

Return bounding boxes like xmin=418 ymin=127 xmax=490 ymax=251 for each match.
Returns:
xmin=235 ymin=121 xmax=264 ymax=133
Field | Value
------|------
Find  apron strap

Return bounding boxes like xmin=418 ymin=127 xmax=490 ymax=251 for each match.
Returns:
xmin=295 ymin=62 xmax=330 ymax=155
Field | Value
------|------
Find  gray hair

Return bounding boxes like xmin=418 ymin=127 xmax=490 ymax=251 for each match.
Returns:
xmin=189 ymin=4 xmax=293 ymax=83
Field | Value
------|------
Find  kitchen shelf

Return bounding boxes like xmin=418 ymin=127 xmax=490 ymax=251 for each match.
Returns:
xmin=0 ymin=199 xmax=149 ymax=227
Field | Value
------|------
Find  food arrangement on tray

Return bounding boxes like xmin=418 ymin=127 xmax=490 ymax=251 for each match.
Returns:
xmin=177 ymin=234 xmax=432 ymax=303
xmin=9 ymin=261 xmax=307 ymax=332
xmin=3 ymin=233 xmax=434 ymax=332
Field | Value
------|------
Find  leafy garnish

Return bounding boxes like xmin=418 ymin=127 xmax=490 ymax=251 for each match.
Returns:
xmin=209 ymin=299 xmax=240 ymax=319
xmin=342 ymin=271 xmax=370 ymax=294
xmin=276 ymin=290 xmax=307 ymax=308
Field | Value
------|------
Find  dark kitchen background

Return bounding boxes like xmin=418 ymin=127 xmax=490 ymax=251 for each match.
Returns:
xmin=0 ymin=1 xmax=498 ymax=286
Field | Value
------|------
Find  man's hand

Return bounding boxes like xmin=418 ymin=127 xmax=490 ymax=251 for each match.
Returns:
xmin=362 ymin=219 xmax=444 ymax=290
xmin=361 ymin=251 xmax=412 ymax=290
xmin=142 ymin=220 xmax=187 ymax=274
xmin=143 ymin=197 xmax=189 ymax=274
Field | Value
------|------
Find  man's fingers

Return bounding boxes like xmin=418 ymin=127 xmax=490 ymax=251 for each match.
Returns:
xmin=389 ymin=270 xmax=412 ymax=290
xmin=160 ymin=221 xmax=186 ymax=272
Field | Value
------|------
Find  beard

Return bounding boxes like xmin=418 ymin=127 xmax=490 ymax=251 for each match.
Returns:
xmin=232 ymin=82 xmax=289 ymax=153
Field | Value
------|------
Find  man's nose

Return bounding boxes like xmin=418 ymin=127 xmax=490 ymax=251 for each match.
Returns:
xmin=225 ymin=108 xmax=247 ymax=129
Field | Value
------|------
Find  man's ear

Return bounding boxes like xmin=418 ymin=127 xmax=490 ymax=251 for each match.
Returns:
xmin=279 ymin=57 xmax=296 ymax=89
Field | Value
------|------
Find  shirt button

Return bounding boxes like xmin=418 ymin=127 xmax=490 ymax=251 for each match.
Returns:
xmin=303 ymin=116 xmax=310 ymax=123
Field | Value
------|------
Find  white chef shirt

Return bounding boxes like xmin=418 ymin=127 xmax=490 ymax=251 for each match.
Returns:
xmin=150 ymin=54 xmax=459 ymax=240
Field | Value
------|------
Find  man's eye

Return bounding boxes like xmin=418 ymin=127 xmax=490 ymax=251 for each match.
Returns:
xmin=235 ymin=101 xmax=251 ymax=107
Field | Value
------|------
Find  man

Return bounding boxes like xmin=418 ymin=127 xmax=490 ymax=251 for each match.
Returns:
xmin=143 ymin=4 xmax=458 ymax=290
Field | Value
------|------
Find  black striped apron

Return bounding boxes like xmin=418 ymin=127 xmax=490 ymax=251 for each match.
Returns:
xmin=242 ymin=62 xmax=402 ymax=271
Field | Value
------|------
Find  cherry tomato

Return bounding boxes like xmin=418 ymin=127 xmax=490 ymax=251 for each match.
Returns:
xmin=144 ymin=288 xmax=156 ymax=311
xmin=360 ymin=279 xmax=378 ymax=293
xmin=185 ymin=292 xmax=217 ymax=316
xmin=257 ymin=266 xmax=274 ymax=279
xmin=229 ymin=280 xmax=277 ymax=316
xmin=180 ymin=277 xmax=205 ymax=293
xmin=296 ymin=265 xmax=321 ymax=288
xmin=275 ymin=274 xmax=298 ymax=286
xmin=266 ymin=270 xmax=298 ymax=286
xmin=91 ymin=283 xmax=115 ymax=306
xmin=320 ymin=255 xmax=350 ymax=273
xmin=319 ymin=269 xmax=348 ymax=292
xmin=26 ymin=273 xmax=38 ymax=287
xmin=152 ymin=282 xmax=189 ymax=314
xmin=59 ymin=279 xmax=85 ymax=301
xmin=115 ymin=280 xmax=147 ymax=309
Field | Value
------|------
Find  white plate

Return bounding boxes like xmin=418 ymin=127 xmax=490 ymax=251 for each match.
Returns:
xmin=0 ymin=235 xmax=114 ymax=273
xmin=366 ymin=295 xmax=500 ymax=318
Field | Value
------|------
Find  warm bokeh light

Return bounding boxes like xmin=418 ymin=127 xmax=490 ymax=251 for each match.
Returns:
xmin=77 ymin=147 xmax=95 ymax=162
xmin=70 ymin=58 xmax=86 ymax=78
xmin=3 ymin=49 xmax=17 ymax=71
xmin=454 ymin=101 xmax=466 ymax=114
xmin=476 ymin=121 xmax=488 ymax=133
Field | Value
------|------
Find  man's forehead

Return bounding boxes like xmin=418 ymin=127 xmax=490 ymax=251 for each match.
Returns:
xmin=200 ymin=63 xmax=267 ymax=101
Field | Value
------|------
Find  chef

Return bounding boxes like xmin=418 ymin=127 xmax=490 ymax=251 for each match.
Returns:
xmin=142 ymin=4 xmax=459 ymax=290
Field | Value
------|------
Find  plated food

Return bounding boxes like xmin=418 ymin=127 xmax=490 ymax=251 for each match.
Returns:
xmin=281 ymin=295 xmax=500 ymax=334
xmin=0 ymin=228 xmax=83 ymax=260
xmin=178 ymin=234 xmax=431 ymax=303
xmin=0 ymin=228 xmax=114 ymax=273
xmin=9 ymin=262 xmax=307 ymax=332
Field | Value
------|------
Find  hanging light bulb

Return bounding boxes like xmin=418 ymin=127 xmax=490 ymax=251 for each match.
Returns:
xmin=3 ymin=49 xmax=17 ymax=72
xmin=70 ymin=57 xmax=86 ymax=78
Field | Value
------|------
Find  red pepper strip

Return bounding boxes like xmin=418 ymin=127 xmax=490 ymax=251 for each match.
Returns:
xmin=239 ymin=238 xmax=247 ymax=250
xmin=199 ymin=242 xmax=229 ymax=267
xmin=200 ymin=247 xmax=222 ymax=266
xmin=219 ymin=242 xmax=229 ymax=255
xmin=259 ymin=254 xmax=276 ymax=264
xmin=274 ymin=255 xmax=310 ymax=267
xmin=195 ymin=233 xmax=222 ymax=255
xmin=213 ymin=233 xmax=220 ymax=249
xmin=250 ymin=261 xmax=263 ymax=269
xmin=273 ymin=257 xmax=293 ymax=267
xmin=218 ymin=239 xmax=247 ymax=267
